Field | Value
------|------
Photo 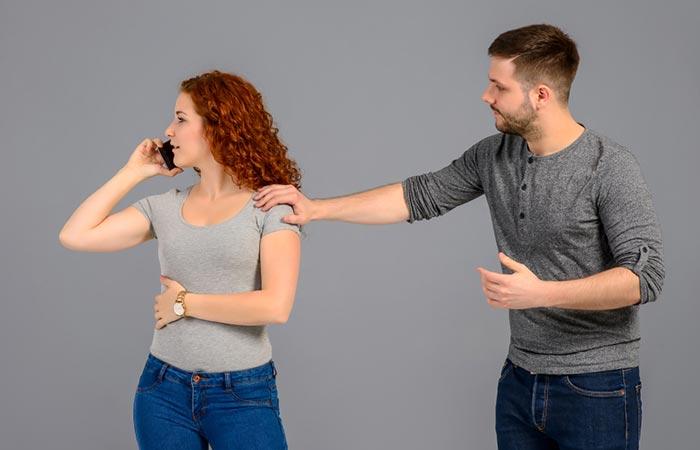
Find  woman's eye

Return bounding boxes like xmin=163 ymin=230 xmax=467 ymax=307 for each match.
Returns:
xmin=177 ymin=118 xmax=184 ymax=123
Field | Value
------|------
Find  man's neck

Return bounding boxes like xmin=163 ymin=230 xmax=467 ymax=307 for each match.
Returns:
xmin=526 ymin=116 xmax=585 ymax=157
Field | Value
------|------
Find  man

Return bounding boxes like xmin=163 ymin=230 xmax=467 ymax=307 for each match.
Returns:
xmin=253 ymin=24 xmax=664 ymax=450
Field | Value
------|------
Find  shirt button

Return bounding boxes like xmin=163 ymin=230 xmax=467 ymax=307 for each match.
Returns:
xmin=519 ymin=212 xmax=525 ymax=219
xmin=521 ymin=184 xmax=527 ymax=190
xmin=528 ymin=156 xmax=534 ymax=164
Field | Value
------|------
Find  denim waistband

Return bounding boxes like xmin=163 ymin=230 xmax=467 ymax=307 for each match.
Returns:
xmin=506 ymin=358 xmax=638 ymax=376
xmin=144 ymin=353 xmax=277 ymax=387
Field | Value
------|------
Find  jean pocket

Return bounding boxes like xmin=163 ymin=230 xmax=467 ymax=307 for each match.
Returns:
xmin=563 ymin=370 xmax=626 ymax=398
xmin=136 ymin=363 xmax=166 ymax=393
xmin=498 ymin=359 xmax=513 ymax=383
xmin=230 ymin=376 xmax=274 ymax=406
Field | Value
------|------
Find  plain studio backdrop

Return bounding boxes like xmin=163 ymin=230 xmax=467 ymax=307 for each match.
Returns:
xmin=2 ymin=1 xmax=698 ymax=449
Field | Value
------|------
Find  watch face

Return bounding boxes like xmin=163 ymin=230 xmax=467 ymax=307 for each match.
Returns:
xmin=173 ymin=303 xmax=185 ymax=316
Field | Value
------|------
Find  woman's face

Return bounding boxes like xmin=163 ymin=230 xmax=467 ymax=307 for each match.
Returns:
xmin=164 ymin=92 xmax=210 ymax=169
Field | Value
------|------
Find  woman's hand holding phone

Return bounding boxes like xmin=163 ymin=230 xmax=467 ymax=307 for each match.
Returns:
xmin=123 ymin=138 xmax=183 ymax=180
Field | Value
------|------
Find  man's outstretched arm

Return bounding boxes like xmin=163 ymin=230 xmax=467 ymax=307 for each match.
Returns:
xmin=254 ymin=142 xmax=485 ymax=225
xmin=254 ymin=182 xmax=409 ymax=225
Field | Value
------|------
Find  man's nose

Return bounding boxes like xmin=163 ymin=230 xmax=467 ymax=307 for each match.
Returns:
xmin=481 ymin=89 xmax=492 ymax=105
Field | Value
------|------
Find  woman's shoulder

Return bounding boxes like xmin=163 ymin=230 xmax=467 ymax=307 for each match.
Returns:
xmin=252 ymin=203 xmax=300 ymax=237
xmin=132 ymin=184 xmax=187 ymax=209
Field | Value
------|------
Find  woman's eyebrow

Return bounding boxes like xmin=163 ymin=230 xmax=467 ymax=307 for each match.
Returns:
xmin=175 ymin=111 xmax=188 ymax=116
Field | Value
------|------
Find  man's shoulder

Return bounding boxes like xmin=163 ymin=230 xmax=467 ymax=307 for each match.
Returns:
xmin=466 ymin=132 xmax=527 ymax=161
xmin=584 ymin=129 xmax=639 ymax=168
xmin=462 ymin=132 xmax=511 ymax=156
xmin=472 ymin=132 xmax=512 ymax=150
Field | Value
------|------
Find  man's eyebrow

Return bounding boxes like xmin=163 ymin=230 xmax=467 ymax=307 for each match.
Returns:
xmin=489 ymin=77 xmax=504 ymax=86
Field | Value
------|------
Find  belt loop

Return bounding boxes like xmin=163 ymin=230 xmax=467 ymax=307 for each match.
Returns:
xmin=224 ymin=372 xmax=231 ymax=391
xmin=271 ymin=360 xmax=277 ymax=378
xmin=157 ymin=362 xmax=169 ymax=382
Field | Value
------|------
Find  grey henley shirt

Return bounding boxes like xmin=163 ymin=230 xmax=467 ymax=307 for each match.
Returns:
xmin=401 ymin=127 xmax=665 ymax=374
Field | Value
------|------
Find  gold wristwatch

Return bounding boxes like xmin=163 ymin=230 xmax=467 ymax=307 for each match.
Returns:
xmin=174 ymin=289 xmax=188 ymax=317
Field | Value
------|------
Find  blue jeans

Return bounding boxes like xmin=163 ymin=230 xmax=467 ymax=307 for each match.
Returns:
xmin=496 ymin=358 xmax=642 ymax=450
xmin=132 ymin=353 xmax=287 ymax=450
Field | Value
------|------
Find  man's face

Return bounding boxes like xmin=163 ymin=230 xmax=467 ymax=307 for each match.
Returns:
xmin=481 ymin=57 xmax=538 ymax=137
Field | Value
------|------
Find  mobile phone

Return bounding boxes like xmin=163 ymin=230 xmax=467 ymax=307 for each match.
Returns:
xmin=158 ymin=140 xmax=179 ymax=170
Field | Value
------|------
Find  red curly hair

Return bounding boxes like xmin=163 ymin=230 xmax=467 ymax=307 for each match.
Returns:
xmin=179 ymin=70 xmax=302 ymax=190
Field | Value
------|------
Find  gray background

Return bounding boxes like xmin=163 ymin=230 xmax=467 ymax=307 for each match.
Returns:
xmin=2 ymin=0 xmax=698 ymax=449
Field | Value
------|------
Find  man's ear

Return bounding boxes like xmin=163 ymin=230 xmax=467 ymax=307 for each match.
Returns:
xmin=533 ymin=84 xmax=554 ymax=110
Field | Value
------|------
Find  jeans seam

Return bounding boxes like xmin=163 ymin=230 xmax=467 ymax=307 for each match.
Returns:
xmin=136 ymin=364 xmax=168 ymax=393
xmin=531 ymin=376 xmax=539 ymax=431
xmin=541 ymin=375 xmax=549 ymax=431
xmin=498 ymin=364 xmax=513 ymax=383
xmin=274 ymin=401 xmax=288 ymax=450
xmin=622 ymin=369 xmax=629 ymax=450
xmin=636 ymin=383 xmax=642 ymax=442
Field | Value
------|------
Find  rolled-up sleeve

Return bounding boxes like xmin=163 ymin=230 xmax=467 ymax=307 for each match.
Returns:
xmin=595 ymin=149 xmax=665 ymax=304
xmin=402 ymin=143 xmax=485 ymax=223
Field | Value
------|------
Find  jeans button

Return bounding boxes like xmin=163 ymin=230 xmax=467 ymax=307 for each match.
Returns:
xmin=193 ymin=374 xmax=201 ymax=383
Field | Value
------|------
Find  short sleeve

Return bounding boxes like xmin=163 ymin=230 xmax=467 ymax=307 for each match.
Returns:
xmin=261 ymin=204 xmax=301 ymax=237
xmin=131 ymin=196 xmax=157 ymax=239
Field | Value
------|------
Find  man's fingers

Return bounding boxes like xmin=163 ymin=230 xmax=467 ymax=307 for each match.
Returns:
xmin=256 ymin=185 xmax=294 ymax=201
xmin=483 ymin=284 xmax=501 ymax=299
xmin=487 ymin=298 xmax=506 ymax=309
xmin=257 ymin=192 xmax=298 ymax=211
xmin=282 ymin=214 xmax=304 ymax=225
xmin=481 ymin=269 xmax=509 ymax=285
xmin=255 ymin=185 xmax=287 ymax=198
xmin=499 ymin=252 xmax=526 ymax=272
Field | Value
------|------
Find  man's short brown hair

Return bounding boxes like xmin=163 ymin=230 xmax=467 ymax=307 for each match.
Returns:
xmin=488 ymin=24 xmax=580 ymax=104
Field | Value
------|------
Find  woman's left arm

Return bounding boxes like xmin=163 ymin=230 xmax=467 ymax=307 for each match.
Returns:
xmin=156 ymin=229 xmax=301 ymax=328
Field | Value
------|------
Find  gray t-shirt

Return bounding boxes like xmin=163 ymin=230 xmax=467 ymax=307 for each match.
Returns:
xmin=131 ymin=183 xmax=300 ymax=372
xmin=402 ymin=127 xmax=665 ymax=374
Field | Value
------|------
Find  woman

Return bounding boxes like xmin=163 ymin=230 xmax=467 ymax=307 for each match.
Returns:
xmin=59 ymin=70 xmax=302 ymax=449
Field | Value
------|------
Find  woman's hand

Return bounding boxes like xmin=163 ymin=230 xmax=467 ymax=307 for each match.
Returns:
xmin=123 ymin=138 xmax=183 ymax=180
xmin=154 ymin=275 xmax=186 ymax=329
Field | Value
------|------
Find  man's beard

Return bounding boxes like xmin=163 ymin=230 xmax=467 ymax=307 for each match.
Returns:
xmin=492 ymin=99 xmax=541 ymax=140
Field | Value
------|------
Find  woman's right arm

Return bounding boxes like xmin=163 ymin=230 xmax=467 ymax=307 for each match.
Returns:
xmin=58 ymin=139 xmax=182 ymax=252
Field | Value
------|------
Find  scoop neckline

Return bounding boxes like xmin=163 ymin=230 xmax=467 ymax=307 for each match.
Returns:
xmin=178 ymin=184 xmax=255 ymax=229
